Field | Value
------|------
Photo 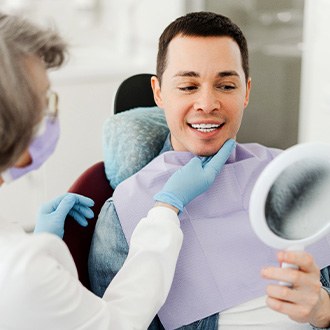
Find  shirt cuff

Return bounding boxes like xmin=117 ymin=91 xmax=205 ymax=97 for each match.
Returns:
xmin=147 ymin=205 xmax=180 ymax=226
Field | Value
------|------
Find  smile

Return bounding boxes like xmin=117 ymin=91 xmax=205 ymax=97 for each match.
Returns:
xmin=190 ymin=123 xmax=223 ymax=133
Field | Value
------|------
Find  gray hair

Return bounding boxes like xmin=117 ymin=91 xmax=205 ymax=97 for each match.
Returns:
xmin=0 ymin=12 xmax=67 ymax=172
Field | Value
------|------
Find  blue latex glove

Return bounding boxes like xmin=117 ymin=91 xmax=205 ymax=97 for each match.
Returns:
xmin=34 ymin=193 xmax=95 ymax=238
xmin=154 ymin=139 xmax=236 ymax=212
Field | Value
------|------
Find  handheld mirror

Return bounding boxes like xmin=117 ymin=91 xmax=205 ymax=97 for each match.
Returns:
xmin=249 ymin=142 xmax=330 ymax=275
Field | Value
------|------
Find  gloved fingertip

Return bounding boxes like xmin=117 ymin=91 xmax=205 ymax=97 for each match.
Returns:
xmin=81 ymin=220 xmax=88 ymax=227
xmin=72 ymin=205 xmax=94 ymax=219
xmin=225 ymin=139 xmax=236 ymax=150
xmin=72 ymin=213 xmax=89 ymax=227
xmin=87 ymin=200 xmax=95 ymax=207
xmin=189 ymin=156 xmax=204 ymax=166
xmin=85 ymin=210 xmax=94 ymax=218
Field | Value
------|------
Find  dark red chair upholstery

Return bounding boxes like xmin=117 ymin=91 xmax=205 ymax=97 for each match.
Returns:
xmin=63 ymin=161 xmax=113 ymax=289
xmin=63 ymin=73 xmax=155 ymax=289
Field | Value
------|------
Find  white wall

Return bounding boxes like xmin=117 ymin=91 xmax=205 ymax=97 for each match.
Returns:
xmin=299 ymin=0 xmax=330 ymax=143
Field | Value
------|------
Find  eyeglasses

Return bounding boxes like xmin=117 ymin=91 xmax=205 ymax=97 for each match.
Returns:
xmin=45 ymin=90 xmax=59 ymax=121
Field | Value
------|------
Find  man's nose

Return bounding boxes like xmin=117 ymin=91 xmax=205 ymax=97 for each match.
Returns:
xmin=193 ymin=88 xmax=220 ymax=113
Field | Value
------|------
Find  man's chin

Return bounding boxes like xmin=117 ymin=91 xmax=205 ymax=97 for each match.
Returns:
xmin=191 ymin=147 xmax=221 ymax=157
xmin=173 ymin=139 xmax=230 ymax=156
xmin=194 ymin=142 xmax=234 ymax=157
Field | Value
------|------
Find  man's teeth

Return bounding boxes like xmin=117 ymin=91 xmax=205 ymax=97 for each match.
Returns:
xmin=191 ymin=123 xmax=220 ymax=132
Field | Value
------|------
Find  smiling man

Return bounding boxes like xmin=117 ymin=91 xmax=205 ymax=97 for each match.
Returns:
xmin=151 ymin=35 xmax=250 ymax=156
xmin=89 ymin=12 xmax=330 ymax=330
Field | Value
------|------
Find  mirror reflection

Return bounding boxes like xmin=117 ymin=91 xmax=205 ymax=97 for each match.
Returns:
xmin=265 ymin=158 xmax=330 ymax=240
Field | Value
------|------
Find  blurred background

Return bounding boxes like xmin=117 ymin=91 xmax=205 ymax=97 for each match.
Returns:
xmin=0 ymin=0 xmax=329 ymax=229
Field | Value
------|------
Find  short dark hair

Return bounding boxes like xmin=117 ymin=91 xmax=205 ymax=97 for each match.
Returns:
xmin=156 ymin=11 xmax=249 ymax=85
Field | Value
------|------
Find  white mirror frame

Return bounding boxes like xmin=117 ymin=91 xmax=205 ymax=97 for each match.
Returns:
xmin=249 ymin=142 xmax=330 ymax=250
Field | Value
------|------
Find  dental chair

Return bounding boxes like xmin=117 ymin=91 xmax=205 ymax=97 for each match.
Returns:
xmin=113 ymin=73 xmax=156 ymax=114
xmin=63 ymin=162 xmax=113 ymax=289
xmin=63 ymin=73 xmax=159 ymax=289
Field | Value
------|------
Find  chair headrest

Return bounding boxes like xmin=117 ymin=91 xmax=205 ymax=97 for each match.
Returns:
xmin=103 ymin=106 xmax=169 ymax=189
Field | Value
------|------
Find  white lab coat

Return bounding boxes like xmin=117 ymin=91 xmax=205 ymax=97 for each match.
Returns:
xmin=0 ymin=206 xmax=183 ymax=330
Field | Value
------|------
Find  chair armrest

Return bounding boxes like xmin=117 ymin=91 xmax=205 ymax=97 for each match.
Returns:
xmin=63 ymin=161 xmax=114 ymax=289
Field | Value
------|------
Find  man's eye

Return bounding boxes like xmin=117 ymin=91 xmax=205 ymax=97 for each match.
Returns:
xmin=218 ymin=84 xmax=236 ymax=91
xmin=178 ymin=86 xmax=197 ymax=91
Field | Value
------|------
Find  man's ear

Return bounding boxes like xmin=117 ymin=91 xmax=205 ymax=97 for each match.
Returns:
xmin=151 ymin=76 xmax=163 ymax=108
xmin=244 ymin=78 xmax=252 ymax=108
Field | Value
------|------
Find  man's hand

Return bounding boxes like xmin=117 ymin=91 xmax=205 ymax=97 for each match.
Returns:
xmin=262 ymin=250 xmax=330 ymax=328
xmin=34 ymin=193 xmax=95 ymax=238
xmin=154 ymin=139 xmax=236 ymax=212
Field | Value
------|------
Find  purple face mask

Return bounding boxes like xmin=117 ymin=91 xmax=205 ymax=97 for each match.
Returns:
xmin=1 ymin=117 xmax=60 ymax=183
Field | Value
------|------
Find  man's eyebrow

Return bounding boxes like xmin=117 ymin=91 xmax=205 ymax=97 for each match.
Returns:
xmin=217 ymin=70 xmax=240 ymax=78
xmin=173 ymin=70 xmax=240 ymax=79
xmin=173 ymin=71 xmax=199 ymax=78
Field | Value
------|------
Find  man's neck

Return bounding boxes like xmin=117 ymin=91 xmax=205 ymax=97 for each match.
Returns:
xmin=159 ymin=133 xmax=173 ymax=155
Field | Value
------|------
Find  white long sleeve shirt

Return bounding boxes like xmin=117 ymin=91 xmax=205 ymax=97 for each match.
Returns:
xmin=0 ymin=206 xmax=183 ymax=330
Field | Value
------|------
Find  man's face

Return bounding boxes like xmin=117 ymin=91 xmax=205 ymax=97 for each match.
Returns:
xmin=152 ymin=35 xmax=251 ymax=156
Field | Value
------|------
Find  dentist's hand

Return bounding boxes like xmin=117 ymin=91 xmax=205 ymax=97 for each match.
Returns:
xmin=154 ymin=139 xmax=236 ymax=212
xmin=34 ymin=193 xmax=95 ymax=238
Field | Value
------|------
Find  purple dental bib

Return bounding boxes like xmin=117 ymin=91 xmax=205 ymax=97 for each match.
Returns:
xmin=113 ymin=143 xmax=330 ymax=330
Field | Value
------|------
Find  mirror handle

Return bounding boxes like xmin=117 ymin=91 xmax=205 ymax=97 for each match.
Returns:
xmin=279 ymin=262 xmax=298 ymax=287
xmin=279 ymin=245 xmax=304 ymax=287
